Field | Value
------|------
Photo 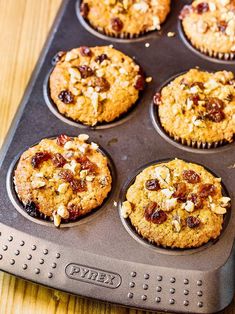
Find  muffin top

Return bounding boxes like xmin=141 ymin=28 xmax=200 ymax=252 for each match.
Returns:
xmin=156 ymin=69 xmax=235 ymax=144
xmin=80 ymin=0 xmax=171 ymax=36
xmin=49 ymin=46 xmax=144 ymax=126
xmin=180 ymin=0 xmax=235 ymax=55
xmin=122 ymin=159 xmax=231 ymax=248
xmin=14 ymin=134 xmax=112 ymax=226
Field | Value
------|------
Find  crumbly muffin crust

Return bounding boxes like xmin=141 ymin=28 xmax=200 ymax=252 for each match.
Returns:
xmin=80 ymin=0 xmax=171 ymax=37
xmin=121 ymin=159 xmax=231 ymax=248
xmin=180 ymin=0 xmax=235 ymax=57
xmin=14 ymin=134 xmax=112 ymax=226
xmin=49 ymin=46 xmax=144 ymax=126
xmin=155 ymin=69 xmax=235 ymax=144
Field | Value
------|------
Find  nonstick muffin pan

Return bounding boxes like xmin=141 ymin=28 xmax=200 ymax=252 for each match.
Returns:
xmin=0 ymin=0 xmax=234 ymax=313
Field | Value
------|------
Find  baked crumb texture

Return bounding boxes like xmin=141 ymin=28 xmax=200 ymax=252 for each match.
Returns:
xmin=49 ymin=46 xmax=145 ymax=126
xmin=122 ymin=159 xmax=231 ymax=248
xmin=154 ymin=69 xmax=235 ymax=146
xmin=80 ymin=0 xmax=171 ymax=37
xmin=14 ymin=135 xmax=112 ymax=227
xmin=180 ymin=0 xmax=235 ymax=59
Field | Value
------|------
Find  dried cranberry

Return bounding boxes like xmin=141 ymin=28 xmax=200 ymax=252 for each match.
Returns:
xmin=67 ymin=203 xmax=81 ymax=220
xmin=198 ymin=183 xmax=216 ymax=198
xmin=91 ymin=77 xmax=110 ymax=92
xmin=110 ymin=17 xmax=123 ymax=32
xmin=151 ymin=210 xmax=167 ymax=224
xmin=205 ymin=109 xmax=225 ymax=122
xmin=189 ymin=95 xmax=200 ymax=106
xmin=195 ymin=2 xmax=209 ymax=14
xmin=182 ymin=170 xmax=201 ymax=184
xmin=80 ymin=46 xmax=92 ymax=57
xmin=206 ymin=97 xmax=224 ymax=111
xmin=31 ymin=152 xmax=51 ymax=168
xmin=52 ymin=51 xmax=65 ymax=65
xmin=188 ymin=193 xmax=203 ymax=209
xmin=145 ymin=179 xmax=160 ymax=191
xmin=25 ymin=201 xmax=40 ymax=218
xmin=179 ymin=5 xmax=192 ymax=20
xmin=153 ymin=92 xmax=161 ymax=105
xmin=56 ymin=134 xmax=71 ymax=146
xmin=77 ymin=156 xmax=97 ymax=174
xmin=58 ymin=90 xmax=74 ymax=104
xmin=78 ymin=65 xmax=94 ymax=78
xmin=95 ymin=54 xmax=109 ymax=64
xmin=134 ymin=75 xmax=145 ymax=90
xmin=144 ymin=202 xmax=157 ymax=221
xmin=70 ymin=178 xmax=87 ymax=192
xmin=52 ymin=153 xmax=67 ymax=167
xmin=186 ymin=216 xmax=200 ymax=228
xmin=80 ymin=2 xmax=89 ymax=18
xmin=58 ymin=169 xmax=74 ymax=182
xmin=173 ymin=182 xmax=187 ymax=202
xmin=218 ymin=20 xmax=227 ymax=33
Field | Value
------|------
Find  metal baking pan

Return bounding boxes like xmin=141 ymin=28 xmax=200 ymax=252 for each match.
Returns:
xmin=0 ymin=0 xmax=234 ymax=313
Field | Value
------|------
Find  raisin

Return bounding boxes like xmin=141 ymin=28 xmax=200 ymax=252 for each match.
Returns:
xmin=205 ymin=109 xmax=225 ymax=122
xmin=198 ymin=183 xmax=216 ymax=198
xmin=110 ymin=17 xmax=123 ymax=32
xmin=95 ymin=54 xmax=109 ymax=64
xmin=182 ymin=170 xmax=201 ymax=183
xmin=189 ymin=95 xmax=200 ymax=106
xmin=52 ymin=153 xmax=67 ymax=167
xmin=186 ymin=216 xmax=200 ymax=228
xmin=218 ymin=20 xmax=227 ymax=32
xmin=188 ymin=193 xmax=203 ymax=209
xmin=195 ymin=2 xmax=209 ymax=14
xmin=145 ymin=179 xmax=160 ymax=191
xmin=191 ymin=81 xmax=205 ymax=90
xmin=77 ymin=156 xmax=97 ymax=174
xmin=206 ymin=97 xmax=224 ymax=111
xmin=151 ymin=210 xmax=167 ymax=224
xmin=25 ymin=201 xmax=39 ymax=218
xmin=70 ymin=178 xmax=87 ymax=192
xmin=67 ymin=203 xmax=81 ymax=220
xmin=58 ymin=169 xmax=74 ymax=182
xmin=56 ymin=134 xmax=71 ymax=146
xmin=144 ymin=202 xmax=157 ymax=221
xmin=134 ymin=75 xmax=145 ymax=90
xmin=58 ymin=90 xmax=74 ymax=104
xmin=80 ymin=46 xmax=92 ymax=57
xmin=52 ymin=51 xmax=65 ymax=65
xmin=91 ymin=77 xmax=110 ymax=92
xmin=80 ymin=2 xmax=89 ymax=18
xmin=153 ymin=92 xmax=161 ymax=105
xmin=31 ymin=152 xmax=51 ymax=168
xmin=78 ymin=65 xmax=94 ymax=78
xmin=179 ymin=5 xmax=192 ymax=19
xmin=173 ymin=182 xmax=187 ymax=202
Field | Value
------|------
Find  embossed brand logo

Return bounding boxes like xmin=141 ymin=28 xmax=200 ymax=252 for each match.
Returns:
xmin=65 ymin=263 xmax=122 ymax=289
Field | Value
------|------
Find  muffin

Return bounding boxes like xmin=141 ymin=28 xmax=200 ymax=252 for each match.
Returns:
xmin=179 ymin=0 xmax=235 ymax=60
xmin=80 ymin=0 xmax=171 ymax=38
xmin=154 ymin=69 xmax=235 ymax=147
xmin=121 ymin=159 xmax=231 ymax=248
xmin=14 ymin=134 xmax=112 ymax=226
xmin=49 ymin=46 xmax=144 ymax=126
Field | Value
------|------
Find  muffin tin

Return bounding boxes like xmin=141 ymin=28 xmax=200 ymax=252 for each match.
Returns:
xmin=0 ymin=0 xmax=234 ymax=313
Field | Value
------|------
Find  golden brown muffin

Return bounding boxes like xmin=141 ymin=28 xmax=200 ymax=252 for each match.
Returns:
xmin=121 ymin=159 xmax=231 ymax=248
xmin=14 ymin=134 xmax=112 ymax=226
xmin=154 ymin=69 xmax=235 ymax=147
xmin=80 ymin=0 xmax=171 ymax=37
xmin=49 ymin=46 xmax=145 ymax=126
xmin=179 ymin=0 xmax=235 ymax=59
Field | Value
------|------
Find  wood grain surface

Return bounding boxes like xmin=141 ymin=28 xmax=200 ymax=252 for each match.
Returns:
xmin=0 ymin=0 xmax=234 ymax=313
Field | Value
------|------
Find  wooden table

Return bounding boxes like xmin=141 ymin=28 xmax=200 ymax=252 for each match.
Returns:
xmin=0 ymin=0 xmax=234 ymax=313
